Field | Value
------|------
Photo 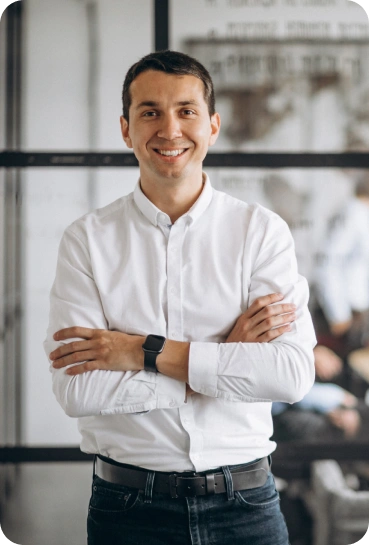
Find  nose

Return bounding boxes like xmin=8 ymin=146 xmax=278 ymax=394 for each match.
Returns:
xmin=156 ymin=113 xmax=182 ymax=140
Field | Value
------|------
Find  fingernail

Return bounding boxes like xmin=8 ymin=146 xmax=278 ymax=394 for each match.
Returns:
xmin=53 ymin=333 xmax=58 ymax=340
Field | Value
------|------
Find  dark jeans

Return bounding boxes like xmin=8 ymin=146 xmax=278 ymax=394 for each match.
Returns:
xmin=87 ymin=466 xmax=289 ymax=545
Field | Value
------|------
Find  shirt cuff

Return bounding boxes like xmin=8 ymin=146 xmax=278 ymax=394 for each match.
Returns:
xmin=189 ymin=342 xmax=219 ymax=396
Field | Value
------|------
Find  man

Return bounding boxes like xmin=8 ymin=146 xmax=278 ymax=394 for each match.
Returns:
xmin=45 ymin=50 xmax=316 ymax=545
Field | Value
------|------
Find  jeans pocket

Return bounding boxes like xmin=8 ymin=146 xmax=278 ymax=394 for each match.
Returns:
xmin=88 ymin=476 xmax=142 ymax=523
xmin=234 ymin=473 xmax=280 ymax=510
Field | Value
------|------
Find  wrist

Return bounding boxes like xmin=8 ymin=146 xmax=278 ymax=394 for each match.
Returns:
xmin=156 ymin=340 xmax=190 ymax=382
xmin=135 ymin=336 xmax=145 ymax=371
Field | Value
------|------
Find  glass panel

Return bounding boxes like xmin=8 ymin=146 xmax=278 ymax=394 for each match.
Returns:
xmin=22 ymin=0 xmax=153 ymax=151
xmin=22 ymin=167 xmax=139 ymax=444
xmin=171 ymin=0 xmax=369 ymax=152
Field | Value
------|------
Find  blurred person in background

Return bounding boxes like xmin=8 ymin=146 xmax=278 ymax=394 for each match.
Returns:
xmin=315 ymin=173 xmax=369 ymax=356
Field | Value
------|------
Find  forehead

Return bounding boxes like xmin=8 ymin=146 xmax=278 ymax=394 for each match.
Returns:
xmin=129 ymin=70 xmax=206 ymax=105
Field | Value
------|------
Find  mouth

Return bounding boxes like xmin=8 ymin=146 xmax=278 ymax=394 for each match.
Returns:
xmin=153 ymin=148 xmax=188 ymax=158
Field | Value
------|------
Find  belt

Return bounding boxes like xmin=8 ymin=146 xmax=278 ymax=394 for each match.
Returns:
xmin=95 ymin=455 xmax=270 ymax=499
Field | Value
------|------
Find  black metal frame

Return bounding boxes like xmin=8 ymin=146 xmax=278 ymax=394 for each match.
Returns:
xmin=3 ymin=0 xmax=23 ymax=446
xmin=1 ymin=443 xmax=368 ymax=479
xmin=1 ymin=0 xmax=368 ymax=468
xmin=1 ymin=151 xmax=369 ymax=168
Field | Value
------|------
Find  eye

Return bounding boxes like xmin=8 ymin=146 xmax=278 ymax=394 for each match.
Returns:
xmin=182 ymin=109 xmax=195 ymax=116
xmin=143 ymin=111 xmax=158 ymax=117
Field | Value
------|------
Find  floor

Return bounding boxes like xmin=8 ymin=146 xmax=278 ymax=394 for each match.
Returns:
xmin=1 ymin=463 xmax=92 ymax=545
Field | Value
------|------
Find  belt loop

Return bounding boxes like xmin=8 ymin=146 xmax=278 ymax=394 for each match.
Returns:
xmin=221 ymin=466 xmax=235 ymax=501
xmin=144 ymin=470 xmax=156 ymax=504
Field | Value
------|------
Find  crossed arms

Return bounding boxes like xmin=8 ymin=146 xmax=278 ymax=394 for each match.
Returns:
xmin=44 ymin=215 xmax=316 ymax=418
xmin=50 ymin=293 xmax=296 ymax=382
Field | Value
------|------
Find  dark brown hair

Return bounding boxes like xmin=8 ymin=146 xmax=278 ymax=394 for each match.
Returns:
xmin=122 ymin=50 xmax=215 ymax=121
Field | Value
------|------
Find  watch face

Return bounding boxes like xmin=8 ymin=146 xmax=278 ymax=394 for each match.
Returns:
xmin=142 ymin=334 xmax=166 ymax=352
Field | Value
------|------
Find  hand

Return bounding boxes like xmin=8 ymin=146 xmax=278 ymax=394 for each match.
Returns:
xmin=330 ymin=320 xmax=352 ymax=337
xmin=313 ymin=345 xmax=343 ymax=381
xmin=50 ymin=327 xmax=144 ymax=375
xmin=328 ymin=408 xmax=360 ymax=438
xmin=225 ymin=293 xmax=296 ymax=343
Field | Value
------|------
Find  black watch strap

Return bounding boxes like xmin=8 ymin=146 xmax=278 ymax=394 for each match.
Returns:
xmin=144 ymin=351 xmax=159 ymax=373
xmin=142 ymin=334 xmax=166 ymax=373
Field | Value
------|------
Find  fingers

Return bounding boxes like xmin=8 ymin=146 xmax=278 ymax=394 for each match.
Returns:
xmin=246 ymin=293 xmax=284 ymax=318
xmin=253 ymin=310 xmax=296 ymax=336
xmin=257 ymin=323 xmax=293 ymax=342
xmin=52 ymin=350 xmax=96 ymax=369
xmin=53 ymin=327 xmax=97 ymax=341
xmin=248 ymin=303 xmax=296 ymax=332
xmin=66 ymin=361 xmax=101 ymax=375
xmin=49 ymin=340 xmax=92 ymax=361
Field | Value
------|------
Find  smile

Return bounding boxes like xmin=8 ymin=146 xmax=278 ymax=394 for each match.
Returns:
xmin=155 ymin=149 xmax=187 ymax=157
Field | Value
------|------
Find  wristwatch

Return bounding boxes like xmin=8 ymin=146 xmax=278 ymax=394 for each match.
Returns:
xmin=142 ymin=334 xmax=166 ymax=373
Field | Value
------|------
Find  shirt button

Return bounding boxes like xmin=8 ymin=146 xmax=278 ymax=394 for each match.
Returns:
xmin=172 ymin=332 xmax=177 ymax=338
xmin=169 ymin=401 xmax=176 ymax=408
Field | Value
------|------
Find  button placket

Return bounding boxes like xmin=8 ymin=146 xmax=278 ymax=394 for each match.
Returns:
xmin=179 ymin=396 xmax=204 ymax=471
xmin=166 ymin=221 xmax=185 ymax=341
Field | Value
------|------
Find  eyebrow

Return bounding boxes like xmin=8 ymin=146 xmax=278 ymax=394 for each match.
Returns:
xmin=135 ymin=100 xmax=200 ymax=110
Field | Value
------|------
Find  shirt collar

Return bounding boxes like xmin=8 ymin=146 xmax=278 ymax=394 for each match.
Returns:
xmin=133 ymin=173 xmax=213 ymax=227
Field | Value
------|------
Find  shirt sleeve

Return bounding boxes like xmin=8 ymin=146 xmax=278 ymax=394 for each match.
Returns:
xmin=44 ymin=226 xmax=186 ymax=418
xmin=188 ymin=212 xmax=317 ymax=403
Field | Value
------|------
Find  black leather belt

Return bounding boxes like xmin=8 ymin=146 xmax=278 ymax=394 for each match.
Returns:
xmin=95 ymin=455 xmax=270 ymax=499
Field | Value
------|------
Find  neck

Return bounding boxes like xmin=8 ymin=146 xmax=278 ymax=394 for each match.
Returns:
xmin=140 ymin=175 xmax=205 ymax=223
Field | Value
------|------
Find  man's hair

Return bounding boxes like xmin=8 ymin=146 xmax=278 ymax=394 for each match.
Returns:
xmin=122 ymin=50 xmax=215 ymax=121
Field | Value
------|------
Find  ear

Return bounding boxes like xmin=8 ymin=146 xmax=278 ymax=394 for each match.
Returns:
xmin=120 ymin=116 xmax=133 ymax=148
xmin=209 ymin=112 xmax=221 ymax=147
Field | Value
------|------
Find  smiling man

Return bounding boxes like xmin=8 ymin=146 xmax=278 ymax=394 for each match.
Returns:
xmin=45 ymin=51 xmax=316 ymax=545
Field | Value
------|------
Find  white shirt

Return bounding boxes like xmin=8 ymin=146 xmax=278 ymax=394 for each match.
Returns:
xmin=44 ymin=175 xmax=316 ymax=472
xmin=315 ymin=198 xmax=369 ymax=324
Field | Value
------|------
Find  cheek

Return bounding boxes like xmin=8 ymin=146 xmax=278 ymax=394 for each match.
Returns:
xmin=193 ymin=126 xmax=212 ymax=146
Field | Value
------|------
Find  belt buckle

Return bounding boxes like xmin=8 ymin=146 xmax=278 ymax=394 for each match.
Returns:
xmin=169 ymin=473 xmax=178 ymax=498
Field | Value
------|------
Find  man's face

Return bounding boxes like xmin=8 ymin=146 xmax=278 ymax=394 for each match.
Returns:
xmin=120 ymin=70 xmax=220 ymax=186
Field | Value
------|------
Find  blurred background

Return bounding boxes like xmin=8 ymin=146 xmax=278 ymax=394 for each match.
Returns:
xmin=1 ymin=0 xmax=369 ymax=544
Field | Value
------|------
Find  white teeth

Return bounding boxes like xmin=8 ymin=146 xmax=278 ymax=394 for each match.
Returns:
xmin=158 ymin=149 xmax=185 ymax=156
